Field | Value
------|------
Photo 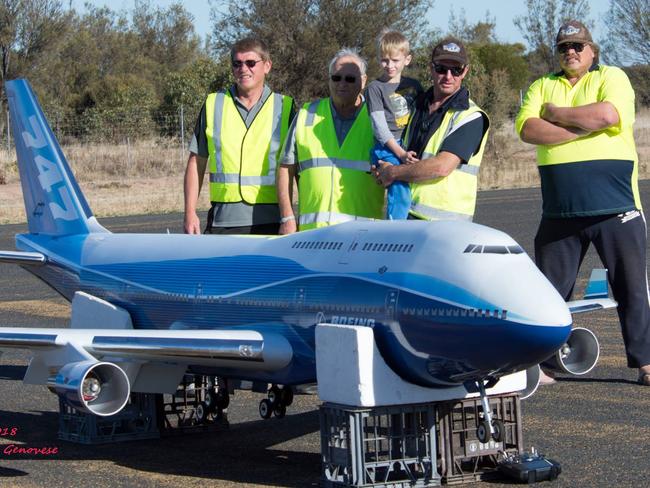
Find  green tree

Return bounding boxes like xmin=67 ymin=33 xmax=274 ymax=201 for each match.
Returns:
xmin=514 ymin=0 xmax=592 ymax=78
xmin=601 ymin=0 xmax=650 ymax=66
xmin=209 ymin=0 xmax=435 ymax=104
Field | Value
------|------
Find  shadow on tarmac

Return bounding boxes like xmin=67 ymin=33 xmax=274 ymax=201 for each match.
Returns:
xmin=0 ymin=406 xmax=322 ymax=487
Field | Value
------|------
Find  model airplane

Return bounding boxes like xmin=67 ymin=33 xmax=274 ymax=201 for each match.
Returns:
xmin=0 ymin=80 xmax=615 ymax=434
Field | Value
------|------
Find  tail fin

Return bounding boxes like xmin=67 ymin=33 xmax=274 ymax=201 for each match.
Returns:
xmin=6 ymin=79 xmax=107 ymax=236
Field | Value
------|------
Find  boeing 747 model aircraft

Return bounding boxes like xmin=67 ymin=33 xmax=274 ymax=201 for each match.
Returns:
xmin=0 ymin=80 xmax=613 ymax=439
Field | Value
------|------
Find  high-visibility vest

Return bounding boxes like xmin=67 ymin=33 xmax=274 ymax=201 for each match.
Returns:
xmin=295 ymin=98 xmax=384 ymax=230
xmin=205 ymin=90 xmax=292 ymax=204
xmin=407 ymin=101 xmax=488 ymax=221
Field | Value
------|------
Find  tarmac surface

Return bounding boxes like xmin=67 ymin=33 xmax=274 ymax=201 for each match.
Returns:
xmin=1 ymin=184 xmax=649 ymax=487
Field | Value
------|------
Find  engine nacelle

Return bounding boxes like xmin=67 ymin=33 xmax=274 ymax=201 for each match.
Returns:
xmin=541 ymin=327 xmax=600 ymax=375
xmin=47 ymin=360 xmax=130 ymax=416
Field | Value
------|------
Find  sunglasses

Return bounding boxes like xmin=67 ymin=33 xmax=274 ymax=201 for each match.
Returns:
xmin=330 ymin=74 xmax=357 ymax=83
xmin=432 ymin=63 xmax=465 ymax=77
xmin=557 ymin=42 xmax=586 ymax=54
xmin=232 ymin=59 xmax=264 ymax=69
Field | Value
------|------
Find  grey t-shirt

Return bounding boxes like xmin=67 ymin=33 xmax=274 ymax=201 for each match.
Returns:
xmin=280 ymin=98 xmax=364 ymax=166
xmin=189 ymin=85 xmax=287 ymax=227
xmin=365 ymin=77 xmax=423 ymax=145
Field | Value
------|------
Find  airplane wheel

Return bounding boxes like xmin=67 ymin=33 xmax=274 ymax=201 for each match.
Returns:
xmin=195 ymin=401 xmax=209 ymax=424
xmin=476 ymin=420 xmax=491 ymax=444
xmin=204 ymin=391 xmax=217 ymax=413
xmin=268 ymin=385 xmax=282 ymax=405
xmin=259 ymin=399 xmax=273 ymax=419
xmin=273 ymin=404 xmax=286 ymax=418
xmin=491 ymin=419 xmax=505 ymax=442
xmin=216 ymin=390 xmax=230 ymax=410
xmin=281 ymin=387 xmax=294 ymax=407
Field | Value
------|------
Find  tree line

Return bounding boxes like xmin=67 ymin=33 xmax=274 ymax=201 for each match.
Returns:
xmin=1 ymin=0 xmax=648 ymax=142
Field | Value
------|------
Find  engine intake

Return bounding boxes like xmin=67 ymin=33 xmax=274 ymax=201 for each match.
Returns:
xmin=48 ymin=360 xmax=130 ymax=416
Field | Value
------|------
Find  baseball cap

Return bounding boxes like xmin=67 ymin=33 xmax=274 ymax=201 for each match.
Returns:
xmin=431 ymin=37 xmax=468 ymax=65
xmin=556 ymin=20 xmax=593 ymax=46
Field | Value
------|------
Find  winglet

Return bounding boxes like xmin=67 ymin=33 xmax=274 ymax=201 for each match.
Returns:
xmin=5 ymin=79 xmax=107 ymax=236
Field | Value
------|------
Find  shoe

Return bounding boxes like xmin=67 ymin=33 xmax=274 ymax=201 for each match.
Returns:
xmin=638 ymin=367 xmax=650 ymax=386
xmin=538 ymin=369 xmax=557 ymax=386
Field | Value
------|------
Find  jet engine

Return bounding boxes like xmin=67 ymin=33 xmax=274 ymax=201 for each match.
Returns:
xmin=542 ymin=327 xmax=600 ymax=375
xmin=48 ymin=360 xmax=130 ymax=416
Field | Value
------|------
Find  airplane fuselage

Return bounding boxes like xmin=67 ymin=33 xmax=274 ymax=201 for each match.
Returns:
xmin=16 ymin=220 xmax=573 ymax=388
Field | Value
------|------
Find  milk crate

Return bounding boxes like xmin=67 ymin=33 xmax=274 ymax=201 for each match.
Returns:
xmin=437 ymin=393 xmax=523 ymax=485
xmin=58 ymin=392 xmax=159 ymax=444
xmin=320 ymin=402 xmax=442 ymax=488
xmin=157 ymin=374 xmax=229 ymax=435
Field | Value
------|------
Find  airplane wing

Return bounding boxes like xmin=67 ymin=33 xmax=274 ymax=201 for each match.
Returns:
xmin=0 ymin=250 xmax=47 ymax=266
xmin=0 ymin=292 xmax=293 ymax=416
xmin=567 ymin=269 xmax=617 ymax=314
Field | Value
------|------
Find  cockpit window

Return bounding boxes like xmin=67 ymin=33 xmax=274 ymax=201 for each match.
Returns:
xmin=464 ymin=244 xmax=524 ymax=255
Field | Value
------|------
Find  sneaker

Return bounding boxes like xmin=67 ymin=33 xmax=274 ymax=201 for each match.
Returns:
xmin=638 ymin=366 xmax=650 ymax=386
xmin=538 ymin=369 xmax=557 ymax=386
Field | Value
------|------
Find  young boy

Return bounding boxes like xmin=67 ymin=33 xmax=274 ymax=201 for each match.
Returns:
xmin=366 ymin=30 xmax=423 ymax=219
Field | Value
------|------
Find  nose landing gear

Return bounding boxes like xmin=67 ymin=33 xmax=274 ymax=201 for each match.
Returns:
xmin=475 ymin=380 xmax=505 ymax=444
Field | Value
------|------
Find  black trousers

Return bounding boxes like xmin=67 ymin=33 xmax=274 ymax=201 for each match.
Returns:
xmin=534 ymin=211 xmax=650 ymax=368
xmin=205 ymin=223 xmax=280 ymax=235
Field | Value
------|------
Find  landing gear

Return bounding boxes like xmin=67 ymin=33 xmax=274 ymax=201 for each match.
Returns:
xmin=475 ymin=381 xmax=505 ymax=443
xmin=259 ymin=399 xmax=273 ymax=419
xmin=258 ymin=384 xmax=293 ymax=420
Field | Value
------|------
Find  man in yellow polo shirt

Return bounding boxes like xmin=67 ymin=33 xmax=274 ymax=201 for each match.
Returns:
xmin=516 ymin=20 xmax=650 ymax=386
xmin=184 ymin=37 xmax=293 ymax=235
xmin=276 ymin=48 xmax=383 ymax=233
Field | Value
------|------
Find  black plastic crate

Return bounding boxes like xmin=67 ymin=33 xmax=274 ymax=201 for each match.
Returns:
xmin=320 ymin=402 xmax=442 ymax=487
xmin=437 ymin=393 xmax=523 ymax=485
xmin=58 ymin=392 xmax=159 ymax=444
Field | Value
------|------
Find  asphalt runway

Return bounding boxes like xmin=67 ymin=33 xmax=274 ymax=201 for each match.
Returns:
xmin=1 ymin=184 xmax=650 ymax=487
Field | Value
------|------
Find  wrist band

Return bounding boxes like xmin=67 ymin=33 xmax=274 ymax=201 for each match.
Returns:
xmin=280 ymin=215 xmax=295 ymax=224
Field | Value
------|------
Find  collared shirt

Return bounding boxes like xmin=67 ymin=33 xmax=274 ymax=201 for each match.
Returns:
xmin=406 ymin=86 xmax=487 ymax=163
xmin=188 ymin=84 xmax=294 ymax=227
xmin=515 ymin=64 xmax=640 ymax=217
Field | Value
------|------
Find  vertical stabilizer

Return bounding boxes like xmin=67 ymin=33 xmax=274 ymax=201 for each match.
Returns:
xmin=6 ymin=79 xmax=106 ymax=235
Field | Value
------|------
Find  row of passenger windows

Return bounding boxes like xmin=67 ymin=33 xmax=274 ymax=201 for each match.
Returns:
xmin=463 ymin=244 xmax=524 ymax=255
xmin=291 ymin=241 xmax=344 ymax=250
xmin=402 ymin=307 xmax=508 ymax=319
xmin=358 ymin=242 xmax=414 ymax=253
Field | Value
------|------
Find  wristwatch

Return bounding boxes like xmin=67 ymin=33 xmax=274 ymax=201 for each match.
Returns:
xmin=280 ymin=215 xmax=296 ymax=224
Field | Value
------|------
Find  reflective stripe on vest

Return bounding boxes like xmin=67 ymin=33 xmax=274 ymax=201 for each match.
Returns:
xmin=205 ymin=90 xmax=291 ymax=204
xmin=299 ymin=211 xmax=376 ymax=226
xmin=410 ymin=203 xmax=472 ymax=221
xmin=298 ymin=157 xmax=370 ymax=172
xmin=409 ymin=101 xmax=488 ymax=221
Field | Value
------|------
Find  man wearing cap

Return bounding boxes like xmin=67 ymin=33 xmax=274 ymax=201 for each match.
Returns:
xmin=516 ymin=20 xmax=650 ymax=386
xmin=373 ymin=37 xmax=489 ymax=222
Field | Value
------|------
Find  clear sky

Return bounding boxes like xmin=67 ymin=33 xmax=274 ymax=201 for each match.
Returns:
xmin=72 ymin=0 xmax=613 ymax=47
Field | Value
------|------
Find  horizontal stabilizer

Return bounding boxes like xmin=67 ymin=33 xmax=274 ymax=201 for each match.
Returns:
xmin=567 ymin=298 xmax=617 ymax=314
xmin=568 ymin=269 xmax=617 ymax=314
xmin=0 ymin=250 xmax=46 ymax=266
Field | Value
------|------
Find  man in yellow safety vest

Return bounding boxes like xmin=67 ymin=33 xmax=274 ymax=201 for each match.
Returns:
xmin=276 ymin=48 xmax=384 ymax=233
xmin=373 ymin=37 xmax=489 ymax=222
xmin=184 ymin=37 xmax=294 ymax=235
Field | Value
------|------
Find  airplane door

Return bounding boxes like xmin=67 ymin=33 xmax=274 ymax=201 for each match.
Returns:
xmin=338 ymin=229 xmax=367 ymax=265
xmin=385 ymin=289 xmax=399 ymax=319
